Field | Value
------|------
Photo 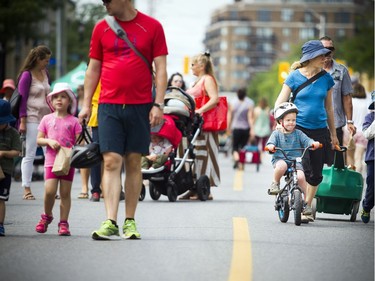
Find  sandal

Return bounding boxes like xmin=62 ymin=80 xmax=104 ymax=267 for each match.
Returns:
xmin=78 ymin=192 xmax=89 ymax=199
xmin=23 ymin=192 xmax=35 ymax=200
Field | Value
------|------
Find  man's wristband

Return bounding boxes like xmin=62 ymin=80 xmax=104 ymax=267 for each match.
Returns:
xmin=347 ymin=120 xmax=354 ymax=124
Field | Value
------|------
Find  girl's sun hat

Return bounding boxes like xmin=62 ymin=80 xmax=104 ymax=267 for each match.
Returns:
xmin=47 ymin=82 xmax=77 ymax=115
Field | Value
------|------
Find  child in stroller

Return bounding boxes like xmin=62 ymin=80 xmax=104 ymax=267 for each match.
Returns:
xmin=141 ymin=87 xmax=211 ymax=202
xmin=141 ymin=132 xmax=173 ymax=170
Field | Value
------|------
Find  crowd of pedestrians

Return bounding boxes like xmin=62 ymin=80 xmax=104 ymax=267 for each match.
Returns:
xmin=0 ymin=0 xmax=373 ymax=238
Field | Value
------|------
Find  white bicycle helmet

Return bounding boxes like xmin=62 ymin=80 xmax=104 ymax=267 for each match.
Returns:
xmin=274 ymin=102 xmax=298 ymax=121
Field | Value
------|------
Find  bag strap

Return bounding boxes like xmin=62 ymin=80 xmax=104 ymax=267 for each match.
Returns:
xmin=76 ymin=121 xmax=93 ymax=145
xmin=105 ymin=16 xmax=153 ymax=75
xmin=290 ymin=70 xmax=326 ymax=103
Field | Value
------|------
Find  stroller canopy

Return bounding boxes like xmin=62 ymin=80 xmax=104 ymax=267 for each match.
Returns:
xmin=151 ymin=115 xmax=182 ymax=148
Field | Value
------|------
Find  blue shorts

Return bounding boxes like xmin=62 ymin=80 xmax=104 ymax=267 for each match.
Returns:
xmin=98 ymin=103 xmax=152 ymax=156
xmin=0 ymin=173 xmax=11 ymax=201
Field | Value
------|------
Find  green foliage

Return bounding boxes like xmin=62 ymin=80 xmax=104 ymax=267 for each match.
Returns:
xmin=340 ymin=0 xmax=374 ymax=78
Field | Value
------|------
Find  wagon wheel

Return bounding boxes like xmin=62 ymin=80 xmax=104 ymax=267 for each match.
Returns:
xmin=350 ymin=201 xmax=360 ymax=222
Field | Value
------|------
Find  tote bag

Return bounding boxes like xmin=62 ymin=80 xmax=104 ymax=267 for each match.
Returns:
xmin=195 ymin=95 xmax=228 ymax=132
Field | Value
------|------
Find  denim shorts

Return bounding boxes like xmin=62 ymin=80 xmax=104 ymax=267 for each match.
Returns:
xmin=98 ymin=103 xmax=152 ymax=156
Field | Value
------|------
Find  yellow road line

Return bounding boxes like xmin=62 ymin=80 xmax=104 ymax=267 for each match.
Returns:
xmin=233 ymin=170 xmax=243 ymax=191
xmin=228 ymin=217 xmax=252 ymax=281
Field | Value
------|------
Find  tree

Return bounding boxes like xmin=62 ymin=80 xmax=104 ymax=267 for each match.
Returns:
xmin=0 ymin=0 xmax=56 ymax=80
xmin=340 ymin=0 xmax=374 ymax=78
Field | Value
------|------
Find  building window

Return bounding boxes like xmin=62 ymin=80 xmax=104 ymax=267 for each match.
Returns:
xmin=232 ymin=56 xmax=251 ymax=65
xmin=220 ymin=57 xmax=227 ymax=65
xmin=220 ymin=41 xmax=228 ymax=51
xmin=221 ymin=27 xmax=228 ymax=36
xmin=336 ymin=29 xmax=346 ymax=38
xmin=257 ymin=10 xmax=271 ymax=22
xmin=234 ymin=26 xmax=251 ymax=36
xmin=234 ymin=41 xmax=249 ymax=50
xmin=335 ymin=12 xmax=350 ymax=23
xmin=304 ymin=12 xmax=313 ymax=23
xmin=281 ymin=9 xmax=293 ymax=21
xmin=282 ymin=42 xmax=290 ymax=52
xmin=299 ymin=28 xmax=315 ymax=40
xmin=282 ymin=28 xmax=291 ymax=37
xmin=256 ymin=28 xmax=273 ymax=38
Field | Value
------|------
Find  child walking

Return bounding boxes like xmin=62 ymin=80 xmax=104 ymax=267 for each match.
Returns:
xmin=0 ymin=100 xmax=22 ymax=236
xmin=35 ymin=83 xmax=81 ymax=236
xmin=265 ymin=102 xmax=320 ymax=215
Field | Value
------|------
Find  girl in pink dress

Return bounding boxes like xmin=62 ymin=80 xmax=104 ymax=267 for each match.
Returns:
xmin=35 ymin=83 xmax=81 ymax=236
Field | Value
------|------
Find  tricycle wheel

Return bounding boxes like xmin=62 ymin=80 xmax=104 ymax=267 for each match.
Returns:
xmin=350 ymin=201 xmax=360 ymax=222
xmin=278 ymin=195 xmax=289 ymax=223
xmin=311 ymin=198 xmax=317 ymax=220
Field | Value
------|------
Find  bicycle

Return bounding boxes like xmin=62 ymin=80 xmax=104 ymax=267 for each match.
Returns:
xmin=265 ymin=145 xmax=321 ymax=226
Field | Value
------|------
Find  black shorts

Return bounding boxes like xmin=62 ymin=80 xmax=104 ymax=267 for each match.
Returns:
xmin=232 ymin=128 xmax=250 ymax=152
xmin=0 ymin=173 xmax=12 ymax=201
xmin=98 ymin=103 xmax=152 ymax=156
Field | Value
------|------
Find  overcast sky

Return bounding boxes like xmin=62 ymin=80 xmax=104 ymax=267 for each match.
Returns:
xmin=77 ymin=0 xmax=234 ymax=80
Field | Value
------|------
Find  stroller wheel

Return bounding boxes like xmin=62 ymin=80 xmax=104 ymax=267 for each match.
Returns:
xmin=139 ymin=184 xmax=146 ymax=201
xmin=149 ymin=181 xmax=161 ymax=201
xmin=167 ymin=181 xmax=178 ymax=202
xmin=196 ymin=175 xmax=210 ymax=201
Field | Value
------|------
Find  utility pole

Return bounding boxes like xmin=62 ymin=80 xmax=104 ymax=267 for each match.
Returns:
xmin=308 ymin=9 xmax=326 ymax=38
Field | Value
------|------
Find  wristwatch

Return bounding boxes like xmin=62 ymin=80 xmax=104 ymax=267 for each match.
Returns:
xmin=347 ymin=120 xmax=354 ymax=125
xmin=153 ymin=102 xmax=165 ymax=110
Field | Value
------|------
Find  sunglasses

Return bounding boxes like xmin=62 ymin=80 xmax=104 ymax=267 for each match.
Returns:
xmin=102 ymin=0 xmax=111 ymax=4
xmin=326 ymin=47 xmax=335 ymax=51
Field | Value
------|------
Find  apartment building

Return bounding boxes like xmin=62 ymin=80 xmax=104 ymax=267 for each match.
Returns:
xmin=204 ymin=0 xmax=364 ymax=91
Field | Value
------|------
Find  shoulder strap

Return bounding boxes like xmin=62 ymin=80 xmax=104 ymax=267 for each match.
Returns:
xmin=104 ymin=16 xmax=153 ymax=75
xmin=290 ymin=70 xmax=326 ymax=103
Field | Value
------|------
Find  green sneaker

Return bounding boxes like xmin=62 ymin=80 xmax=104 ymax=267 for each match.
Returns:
xmin=122 ymin=219 xmax=141 ymax=239
xmin=361 ymin=209 xmax=370 ymax=224
xmin=92 ymin=220 xmax=120 ymax=240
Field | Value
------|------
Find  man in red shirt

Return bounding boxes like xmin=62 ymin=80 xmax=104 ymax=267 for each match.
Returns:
xmin=79 ymin=0 xmax=168 ymax=240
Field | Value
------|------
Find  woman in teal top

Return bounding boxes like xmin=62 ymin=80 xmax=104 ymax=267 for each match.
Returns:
xmin=275 ymin=40 xmax=339 ymax=221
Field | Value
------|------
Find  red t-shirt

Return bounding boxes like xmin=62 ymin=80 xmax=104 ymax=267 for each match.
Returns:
xmin=90 ymin=11 xmax=168 ymax=104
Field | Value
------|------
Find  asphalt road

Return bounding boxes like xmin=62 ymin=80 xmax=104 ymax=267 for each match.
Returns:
xmin=0 ymin=152 xmax=373 ymax=281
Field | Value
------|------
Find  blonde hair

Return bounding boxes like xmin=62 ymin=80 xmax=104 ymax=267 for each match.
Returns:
xmin=192 ymin=52 xmax=218 ymax=88
xmin=291 ymin=60 xmax=309 ymax=70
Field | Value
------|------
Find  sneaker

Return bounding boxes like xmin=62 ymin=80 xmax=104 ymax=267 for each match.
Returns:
xmin=303 ymin=205 xmax=313 ymax=216
xmin=122 ymin=219 xmax=141 ymax=239
xmin=361 ymin=209 xmax=370 ymax=224
xmin=92 ymin=219 xmax=120 ymax=240
xmin=301 ymin=215 xmax=310 ymax=224
xmin=35 ymin=214 xmax=53 ymax=233
xmin=306 ymin=214 xmax=314 ymax=222
xmin=268 ymin=182 xmax=280 ymax=195
xmin=90 ymin=192 xmax=100 ymax=202
xmin=0 ymin=224 xmax=5 ymax=236
xmin=58 ymin=221 xmax=71 ymax=236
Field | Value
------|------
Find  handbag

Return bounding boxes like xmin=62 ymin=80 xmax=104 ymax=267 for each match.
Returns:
xmin=70 ymin=122 xmax=103 ymax=168
xmin=9 ymin=88 xmax=21 ymax=118
xmin=195 ymin=94 xmax=228 ymax=132
xmin=105 ymin=16 xmax=156 ymax=99
xmin=52 ymin=147 xmax=72 ymax=176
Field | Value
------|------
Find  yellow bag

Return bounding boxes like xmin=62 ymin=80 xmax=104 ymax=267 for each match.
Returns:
xmin=52 ymin=147 xmax=72 ymax=176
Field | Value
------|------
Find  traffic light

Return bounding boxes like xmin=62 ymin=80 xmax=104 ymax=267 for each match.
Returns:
xmin=183 ymin=56 xmax=190 ymax=75
xmin=278 ymin=62 xmax=290 ymax=84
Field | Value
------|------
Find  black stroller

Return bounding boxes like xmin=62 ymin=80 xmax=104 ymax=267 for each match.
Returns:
xmin=140 ymin=86 xmax=210 ymax=202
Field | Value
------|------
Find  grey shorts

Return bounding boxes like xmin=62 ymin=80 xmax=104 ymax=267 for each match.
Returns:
xmin=98 ymin=103 xmax=152 ymax=156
